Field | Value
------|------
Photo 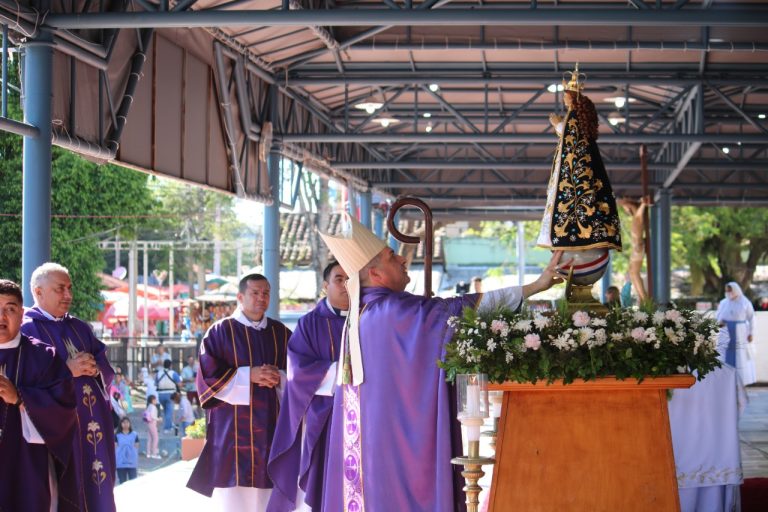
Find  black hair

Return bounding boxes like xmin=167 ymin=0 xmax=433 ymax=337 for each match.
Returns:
xmin=163 ymin=359 xmax=172 ymax=369
xmin=118 ymin=417 xmax=133 ymax=434
xmin=322 ymin=261 xmax=342 ymax=282
xmin=238 ymin=273 xmax=268 ymax=294
xmin=0 ymin=279 xmax=23 ymax=304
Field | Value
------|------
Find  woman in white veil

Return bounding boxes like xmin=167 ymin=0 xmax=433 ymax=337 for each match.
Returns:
xmin=716 ymin=281 xmax=757 ymax=386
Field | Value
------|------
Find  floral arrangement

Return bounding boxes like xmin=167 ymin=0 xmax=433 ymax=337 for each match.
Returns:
xmin=440 ymin=303 xmax=722 ymax=385
xmin=184 ymin=418 xmax=207 ymax=439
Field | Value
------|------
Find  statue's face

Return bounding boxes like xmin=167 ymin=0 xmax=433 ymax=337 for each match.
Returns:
xmin=564 ymin=92 xmax=575 ymax=109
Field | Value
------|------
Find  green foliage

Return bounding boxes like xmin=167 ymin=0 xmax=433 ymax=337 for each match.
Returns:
xmin=184 ymin=418 xmax=207 ymax=439
xmin=672 ymin=206 xmax=768 ymax=296
xmin=0 ymin=148 xmax=156 ymax=319
xmin=440 ymin=304 xmax=721 ymax=385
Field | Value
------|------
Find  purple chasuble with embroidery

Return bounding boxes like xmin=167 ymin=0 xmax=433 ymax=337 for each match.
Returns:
xmin=0 ymin=335 xmax=78 ymax=512
xmin=22 ymin=307 xmax=116 ymax=512
xmin=267 ymin=299 xmax=344 ymax=511
xmin=322 ymin=287 xmax=479 ymax=512
xmin=187 ymin=317 xmax=290 ymax=496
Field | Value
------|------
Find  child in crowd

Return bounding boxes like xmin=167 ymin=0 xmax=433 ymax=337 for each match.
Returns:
xmin=172 ymin=391 xmax=196 ymax=436
xmin=144 ymin=395 xmax=161 ymax=459
xmin=115 ymin=417 xmax=140 ymax=484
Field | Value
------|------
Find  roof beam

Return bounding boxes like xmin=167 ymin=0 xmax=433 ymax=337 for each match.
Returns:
xmin=280 ymin=133 xmax=768 ymax=144
xmin=46 ymin=9 xmax=768 ymax=30
xmin=333 ymin=160 xmax=768 ymax=170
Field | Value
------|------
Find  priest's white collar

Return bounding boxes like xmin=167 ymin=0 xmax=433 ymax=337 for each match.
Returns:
xmin=324 ymin=297 xmax=349 ymax=317
xmin=0 ymin=332 xmax=22 ymax=349
xmin=36 ymin=306 xmax=64 ymax=322
xmin=232 ymin=306 xmax=267 ymax=330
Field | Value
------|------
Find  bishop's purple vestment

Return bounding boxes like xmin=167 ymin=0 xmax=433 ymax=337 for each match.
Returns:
xmin=22 ymin=307 xmax=117 ymax=512
xmin=322 ymin=287 xmax=479 ymax=512
xmin=267 ymin=299 xmax=344 ymax=511
xmin=187 ymin=316 xmax=290 ymax=497
xmin=0 ymin=334 xmax=79 ymax=512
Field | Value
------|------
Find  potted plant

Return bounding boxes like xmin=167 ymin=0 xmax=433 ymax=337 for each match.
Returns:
xmin=181 ymin=418 xmax=206 ymax=461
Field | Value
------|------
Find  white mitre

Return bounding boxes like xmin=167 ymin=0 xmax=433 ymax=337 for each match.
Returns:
xmin=319 ymin=212 xmax=387 ymax=386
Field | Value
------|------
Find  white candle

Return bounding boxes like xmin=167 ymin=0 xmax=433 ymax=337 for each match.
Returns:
xmin=466 ymin=384 xmax=480 ymax=416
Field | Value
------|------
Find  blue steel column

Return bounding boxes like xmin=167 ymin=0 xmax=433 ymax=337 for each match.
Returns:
xmin=373 ymin=207 xmax=384 ymax=238
xmin=21 ymin=31 xmax=53 ymax=305
xmin=264 ymin=146 xmax=281 ymax=319
xmin=360 ymin=190 xmax=372 ymax=228
xmin=653 ymin=189 xmax=672 ymax=304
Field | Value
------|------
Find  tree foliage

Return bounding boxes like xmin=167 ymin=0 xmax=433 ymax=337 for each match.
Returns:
xmin=0 ymin=57 xmax=155 ymax=319
xmin=672 ymin=206 xmax=768 ymax=297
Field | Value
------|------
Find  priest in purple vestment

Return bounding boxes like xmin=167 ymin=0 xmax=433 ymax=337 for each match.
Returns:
xmin=187 ymin=273 xmax=291 ymax=511
xmin=268 ymin=261 xmax=348 ymax=512
xmin=0 ymin=279 xmax=79 ymax=512
xmin=21 ymin=263 xmax=117 ymax=512
xmin=319 ymin=213 xmax=565 ymax=512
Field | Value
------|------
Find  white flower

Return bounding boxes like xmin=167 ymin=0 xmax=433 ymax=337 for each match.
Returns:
xmin=664 ymin=327 xmax=681 ymax=345
xmin=552 ymin=333 xmax=575 ymax=351
xmin=577 ymin=327 xmax=594 ymax=346
xmin=590 ymin=317 xmax=607 ymax=327
xmin=594 ymin=329 xmax=607 ymax=347
xmin=505 ymin=351 xmax=514 ymax=363
xmin=524 ymin=333 xmax=541 ymax=351
xmin=447 ymin=316 xmax=459 ymax=327
xmin=513 ymin=320 xmax=533 ymax=333
xmin=652 ymin=311 xmax=666 ymax=326
xmin=632 ymin=311 xmax=649 ymax=323
xmin=572 ymin=311 xmax=591 ymax=327
xmin=486 ymin=339 xmax=498 ymax=352
xmin=480 ymin=321 xmax=487 ymax=329
xmin=533 ymin=315 xmax=550 ymax=329
xmin=630 ymin=327 xmax=647 ymax=342
xmin=610 ymin=332 xmax=624 ymax=342
xmin=665 ymin=310 xmax=683 ymax=324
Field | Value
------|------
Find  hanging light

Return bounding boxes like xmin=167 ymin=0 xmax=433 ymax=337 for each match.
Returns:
xmin=354 ymin=102 xmax=383 ymax=114
xmin=428 ymin=83 xmax=440 ymax=92
xmin=423 ymin=112 xmax=432 ymax=118
xmin=722 ymin=147 xmax=730 ymax=154
xmin=376 ymin=117 xmax=400 ymax=128
xmin=759 ymin=114 xmax=767 ymax=120
xmin=604 ymin=96 xmax=636 ymax=108
xmin=425 ymin=123 xmax=433 ymax=133
xmin=547 ymin=83 xmax=564 ymax=93
xmin=608 ymin=112 xmax=626 ymax=126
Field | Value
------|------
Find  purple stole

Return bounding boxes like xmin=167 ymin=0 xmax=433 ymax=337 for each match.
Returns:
xmin=267 ymin=300 xmax=344 ymax=511
xmin=0 ymin=335 xmax=78 ymax=512
xmin=187 ymin=316 xmax=290 ymax=496
xmin=22 ymin=307 xmax=116 ymax=512
xmin=322 ymin=287 xmax=480 ymax=512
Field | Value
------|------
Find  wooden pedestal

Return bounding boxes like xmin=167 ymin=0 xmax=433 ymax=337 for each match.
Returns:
xmin=487 ymin=375 xmax=694 ymax=512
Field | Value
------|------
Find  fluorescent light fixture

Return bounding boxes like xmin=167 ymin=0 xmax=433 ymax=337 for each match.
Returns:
xmin=759 ymin=114 xmax=767 ymax=119
xmin=423 ymin=112 xmax=432 ymax=118
xmin=722 ymin=147 xmax=730 ymax=154
xmin=428 ymin=83 xmax=440 ymax=92
xmin=354 ymin=102 xmax=383 ymax=114
xmin=376 ymin=117 xmax=399 ymax=128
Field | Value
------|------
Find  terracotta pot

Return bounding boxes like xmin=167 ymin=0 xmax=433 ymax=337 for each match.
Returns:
xmin=181 ymin=437 xmax=205 ymax=461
